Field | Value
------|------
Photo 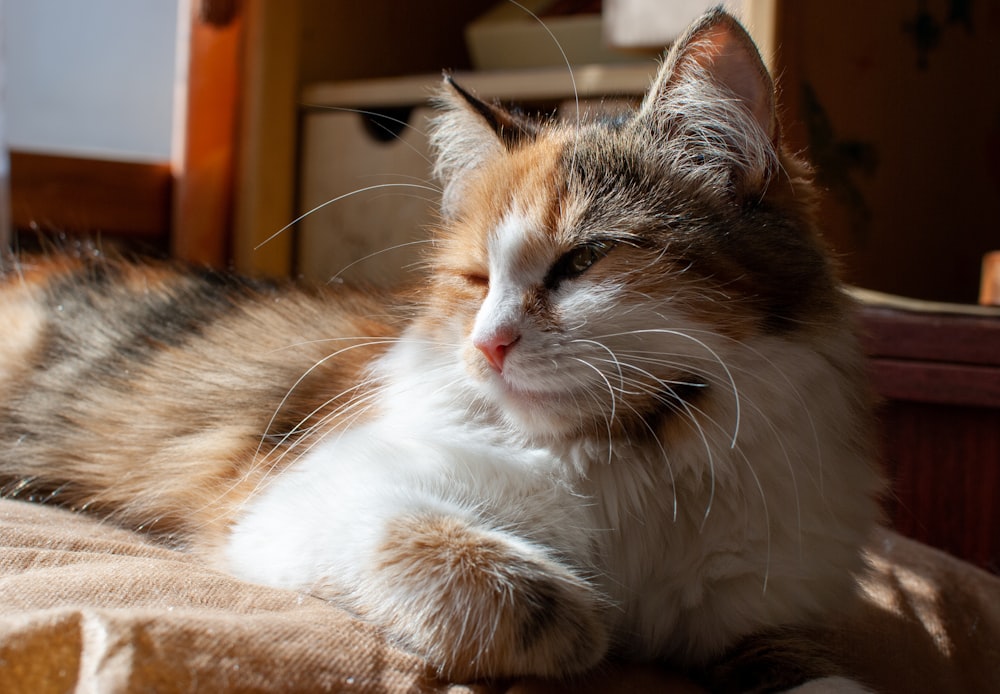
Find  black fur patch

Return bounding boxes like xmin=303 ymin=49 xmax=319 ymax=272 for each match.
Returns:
xmin=698 ymin=628 xmax=858 ymax=693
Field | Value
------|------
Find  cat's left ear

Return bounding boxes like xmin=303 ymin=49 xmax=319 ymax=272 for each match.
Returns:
xmin=430 ymin=75 xmax=539 ymax=219
xmin=639 ymin=8 xmax=778 ymax=145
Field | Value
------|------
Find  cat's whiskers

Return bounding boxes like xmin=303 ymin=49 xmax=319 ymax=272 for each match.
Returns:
xmin=568 ymin=357 xmax=618 ymax=464
xmin=564 ymin=340 xmax=788 ymax=592
xmin=591 ymin=327 xmax=741 ymax=449
xmin=565 ymin=335 xmax=742 ymax=525
xmin=506 ymin=0 xmax=581 ymax=169
xmin=216 ymin=383 xmax=387 ymax=524
xmin=191 ymin=337 xmax=428 ymax=528
xmin=272 ymin=343 xmax=470 ymax=461
xmin=579 ymin=366 xmax=681 ymax=522
xmin=327 ymin=239 xmax=436 ymax=284
xmin=621 ymin=332 xmax=823 ymax=527
xmin=730 ymin=442 xmax=774 ymax=594
xmin=677 ymin=328 xmax=826 ymax=494
xmin=302 ymin=103 xmax=434 ymax=161
xmin=584 ymin=356 xmax=720 ymax=523
xmin=595 ymin=346 xmax=802 ymax=578
xmin=254 ymin=182 xmax=441 ymax=251
xmin=250 ymin=99 xmax=441 ymax=250
xmin=569 ymin=338 xmax=628 ymax=421
xmin=249 ymin=337 xmax=403 ymax=468
xmin=571 ymin=328 xmax=786 ymax=537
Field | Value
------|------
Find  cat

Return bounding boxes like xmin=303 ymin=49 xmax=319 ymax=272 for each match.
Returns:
xmin=0 ymin=9 xmax=882 ymax=691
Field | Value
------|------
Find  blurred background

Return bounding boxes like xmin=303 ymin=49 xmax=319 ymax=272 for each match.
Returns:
xmin=2 ymin=0 xmax=997 ymax=302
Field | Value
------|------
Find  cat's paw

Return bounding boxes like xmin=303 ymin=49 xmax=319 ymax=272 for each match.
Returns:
xmin=364 ymin=513 xmax=609 ymax=681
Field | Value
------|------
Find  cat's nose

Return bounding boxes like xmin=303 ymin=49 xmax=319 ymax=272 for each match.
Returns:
xmin=473 ymin=331 xmax=519 ymax=373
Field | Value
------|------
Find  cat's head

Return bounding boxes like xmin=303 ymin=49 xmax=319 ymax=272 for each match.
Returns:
xmin=420 ymin=10 xmax=842 ymax=442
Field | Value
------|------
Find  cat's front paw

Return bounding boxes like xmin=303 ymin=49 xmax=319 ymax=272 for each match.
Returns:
xmin=364 ymin=513 xmax=609 ymax=681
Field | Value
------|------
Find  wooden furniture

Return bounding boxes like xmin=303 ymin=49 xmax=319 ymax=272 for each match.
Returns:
xmin=9 ymin=0 xmax=249 ymax=265
xmin=982 ymin=251 xmax=1000 ymax=306
xmin=857 ymin=289 xmax=1000 ymax=573
xmin=10 ymin=152 xmax=172 ymax=247
xmin=8 ymin=0 xmax=498 ymax=276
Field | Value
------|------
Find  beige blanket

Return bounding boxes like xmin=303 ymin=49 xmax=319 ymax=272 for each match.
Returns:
xmin=0 ymin=498 xmax=997 ymax=693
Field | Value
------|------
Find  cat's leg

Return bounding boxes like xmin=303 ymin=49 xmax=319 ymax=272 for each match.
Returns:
xmin=223 ymin=438 xmax=609 ymax=680
xmin=354 ymin=511 xmax=609 ymax=680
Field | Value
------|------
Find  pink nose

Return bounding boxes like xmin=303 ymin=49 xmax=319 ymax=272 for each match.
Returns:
xmin=474 ymin=331 xmax=519 ymax=373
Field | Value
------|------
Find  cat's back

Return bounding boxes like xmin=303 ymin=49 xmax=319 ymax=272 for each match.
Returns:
xmin=0 ymin=253 xmax=402 ymax=537
xmin=0 ymin=252 xmax=399 ymax=390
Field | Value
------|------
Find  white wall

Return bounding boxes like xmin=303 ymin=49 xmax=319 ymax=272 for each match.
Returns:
xmin=3 ymin=0 xmax=180 ymax=162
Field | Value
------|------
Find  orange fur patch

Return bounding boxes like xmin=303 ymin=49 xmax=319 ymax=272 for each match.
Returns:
xmin=376 ymin=513 xmax=607 ymax=680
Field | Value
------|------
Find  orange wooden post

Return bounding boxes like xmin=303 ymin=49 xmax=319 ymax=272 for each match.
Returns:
xmin=171 ymin=0 xmax=244 ymax=267
xmin=981 ymin=252 xmax=1000 ymax=307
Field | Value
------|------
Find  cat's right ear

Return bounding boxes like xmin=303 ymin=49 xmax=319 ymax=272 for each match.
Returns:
xmin=635 ymin=10 xmax=780 ymax=198
xmin=639 ymin=8 xmax=777 ymax=143
xmin=430 ymin=74 xmax=537 ymax=219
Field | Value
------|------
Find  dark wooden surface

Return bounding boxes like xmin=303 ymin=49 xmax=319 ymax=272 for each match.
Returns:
xmin=860 ymin=302 xmax=1000 ymax=573
xmin=10 ymin=151 xmax=172 ymax=241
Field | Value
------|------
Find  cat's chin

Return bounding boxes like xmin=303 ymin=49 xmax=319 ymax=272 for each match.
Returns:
xmin=484 ymin=379 xmax=586 ymax=439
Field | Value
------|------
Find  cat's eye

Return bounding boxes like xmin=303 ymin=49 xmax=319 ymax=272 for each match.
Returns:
xmin=566 ymin=246 xmax=600 ymax=275
xmin=546 ymin=242 xmax=613 ymax=288
xmin=462 ymin=272 xmax=489 ymax=287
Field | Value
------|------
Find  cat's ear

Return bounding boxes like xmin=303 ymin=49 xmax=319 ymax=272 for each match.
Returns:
xmin=639 ymin=8 xmax=777 ymax=143
xmin=430 ymin=74 xmax=538 ymax=219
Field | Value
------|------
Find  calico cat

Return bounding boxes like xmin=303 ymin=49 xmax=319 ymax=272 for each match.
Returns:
xmin=0 ymin=9 xmax=882 ymax=691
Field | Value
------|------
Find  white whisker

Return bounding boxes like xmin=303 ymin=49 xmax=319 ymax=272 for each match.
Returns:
xmin=592 ymin=328 xmax=741 ymax=448
xmin=507 ymin=0 xmax=580 ymax=162
xmin=328 ymin=239 xmax=436 ymax=284
xmin=254 ymin=183 xmax=440 ymax=250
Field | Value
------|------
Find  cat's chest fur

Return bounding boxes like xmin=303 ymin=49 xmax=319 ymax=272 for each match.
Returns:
xmin=226 ymin=319 xmax=874 ymax=666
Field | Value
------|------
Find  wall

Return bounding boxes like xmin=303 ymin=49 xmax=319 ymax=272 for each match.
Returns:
xmin=298 ymin=0 xmax=497 ymax=84
xmin=3 ymin=0 xmax=180 ymax=162
xmin=777 ymin=1 xmax=1000 ymax=304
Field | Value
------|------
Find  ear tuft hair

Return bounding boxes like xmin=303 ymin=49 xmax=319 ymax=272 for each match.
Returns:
xmin=641 ymin=9 xmax=777 ymax=142
xmin=636 ymin=9 xmax=780 ymax=198
xmin=429 ymin=75 xmax=538 ymax=219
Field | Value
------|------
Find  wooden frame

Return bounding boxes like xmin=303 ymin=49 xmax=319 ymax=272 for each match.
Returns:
xmin=9 ymin=0 xmax=300 ymax=277
xmin=10 ymin=152 xmax=172 ymax=244
xmin=858 ymin=297 xmax=1000 ymax=572
xmin=170 ymin=0 xmax=245 ymax=267
xmin=230 ymin=0 xmax=300 ymax=277
xmin=174 ymin=0 xmax=301 ymax=276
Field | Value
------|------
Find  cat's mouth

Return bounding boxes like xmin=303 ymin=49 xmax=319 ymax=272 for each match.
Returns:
xmin=486 ymin=368 xmax=711 ymax=435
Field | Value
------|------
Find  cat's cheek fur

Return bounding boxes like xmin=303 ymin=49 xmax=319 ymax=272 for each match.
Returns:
xmin=468 ymin=277 xmax=630 ymax=437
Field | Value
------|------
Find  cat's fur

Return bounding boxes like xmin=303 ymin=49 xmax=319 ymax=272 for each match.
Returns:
xmin=0 ymin=10 xmax=882 ymax=690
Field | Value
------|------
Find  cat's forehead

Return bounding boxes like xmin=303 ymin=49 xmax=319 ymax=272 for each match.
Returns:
xmin=447 ymin=125 xmax=646 ymax=278
xmin=477 ymin=135 xmax=578 ymax=248
xmin=485 ymin=207 xmax=555 ymax=284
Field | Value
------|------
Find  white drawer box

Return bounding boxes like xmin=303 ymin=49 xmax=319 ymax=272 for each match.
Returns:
xmin=298 ymin=104 xmax=437 ymax=284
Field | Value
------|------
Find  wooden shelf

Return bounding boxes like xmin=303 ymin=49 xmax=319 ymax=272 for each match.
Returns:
xmin=300 ymin=63 xmax=658 ymax=109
